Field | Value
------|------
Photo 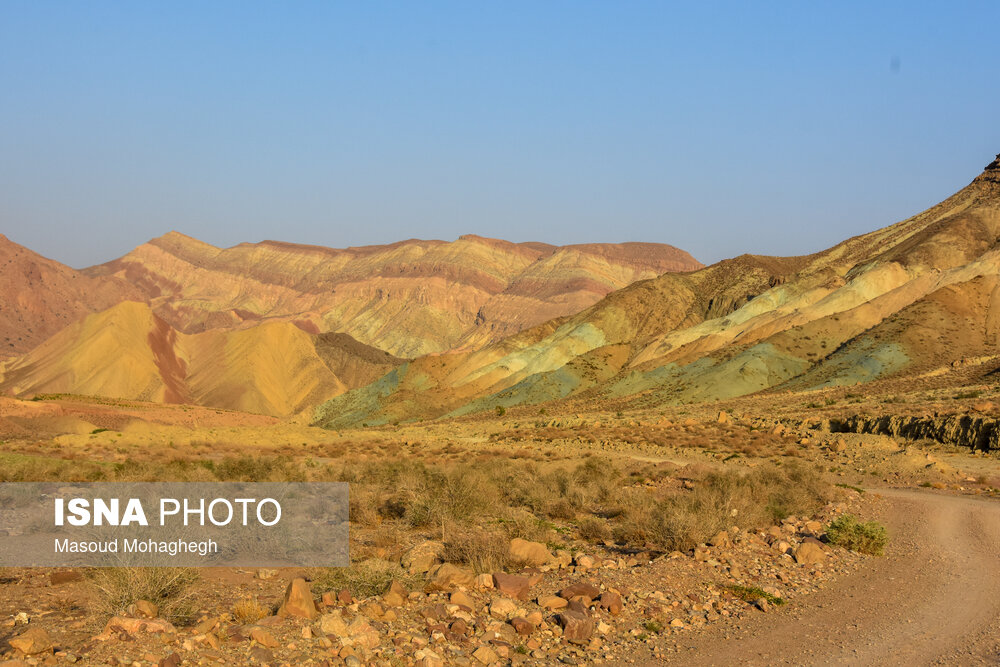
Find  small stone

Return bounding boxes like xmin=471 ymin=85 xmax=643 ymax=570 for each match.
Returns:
xmin=538 ymin=594 xmax=568 ymax=610
xmin=598 ymin=591 xmax=623 ymax=616
xmin=473 ymin=645 xmax=500 ymax=664
xmin=511 ymin=617 xmax=534 ymax=635
xmin=250 ymin=627 xmax=279 ymax=648
xmin=158 ymin=653 xmax=181 ymax=667
xmin=475 ymin=573 xmax=494 ymax=589
xmin=319 ymin=611 xmax=348 ymax=637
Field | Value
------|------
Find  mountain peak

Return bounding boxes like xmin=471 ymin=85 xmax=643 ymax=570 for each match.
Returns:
xmin=974 ymin=152 xmax=1000 ymax=185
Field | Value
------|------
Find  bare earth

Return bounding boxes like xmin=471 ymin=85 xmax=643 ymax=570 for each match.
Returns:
xmin=664 ymin=488 xmax=1000 ymax=666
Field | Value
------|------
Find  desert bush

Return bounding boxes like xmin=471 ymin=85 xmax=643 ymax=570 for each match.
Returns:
xmin=232 ymin=595 xmax=269 ymax=623
xmin=825 ymin=515 xmax=888 ymax=555
xmin=88 ymin=567 xmax=198 ymax=623
xmin=578 ymin=517 xmax=613 ymax=542
xmin=643 ymin=463 xmax=829 ymax=552
xmin=314 ymin=559 xmax=417 ymax=598
xmin=443 ymin=528 xmax=511 ymax=573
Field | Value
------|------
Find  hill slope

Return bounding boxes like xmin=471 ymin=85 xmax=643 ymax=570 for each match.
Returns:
xmin=84 ymin=234 xmax=702 ymax=357
xmin=0 ymin=235 xmax=141 ymax=359
xmin=0 ymin=301 xmax=405 ymax=416
xmin=315 ymin=153 xmax=1000 ymax=427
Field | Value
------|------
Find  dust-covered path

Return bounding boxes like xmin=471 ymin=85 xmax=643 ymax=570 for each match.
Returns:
xmin=660 ymin=488 xmax=1000 ymax=665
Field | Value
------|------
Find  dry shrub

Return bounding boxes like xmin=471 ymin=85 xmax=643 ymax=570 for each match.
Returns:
xmin=644 ymin=462 xmax=828 ymax=552
xmin=315 ymin=559 xmax=416 ymax=598
xmin=232 ymin=595 xmax=269 ymax=624
xmin=88 ymin=567 xmax=198 ymax=624
xmin=443 ymin=528 xmax=511 ymax=573
xmin=577 ymin=517 xmax=613 ymax=542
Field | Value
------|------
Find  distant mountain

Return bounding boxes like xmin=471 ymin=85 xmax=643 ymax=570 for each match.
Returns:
xmin=315 ymin=153 xmax=1000 ymax=427
xmin=0 ymin=301 xmax=404 ymax=416
xmin=0 ymin=235 xmax=141 ymax=359
xmin=83 ymin=233 xmax=702 ymax=357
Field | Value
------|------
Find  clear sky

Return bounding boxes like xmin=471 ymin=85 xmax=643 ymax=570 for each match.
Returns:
xmin=1 ymin=2 xmax=998 ymax=268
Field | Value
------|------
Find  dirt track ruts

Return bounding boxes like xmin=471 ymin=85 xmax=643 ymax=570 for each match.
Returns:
xmin=660 ymin=488 xmax=1000 ymax=665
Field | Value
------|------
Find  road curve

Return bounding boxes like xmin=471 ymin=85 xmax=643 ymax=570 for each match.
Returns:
xmin=662 ymin=488 xmax=1000 ymax=665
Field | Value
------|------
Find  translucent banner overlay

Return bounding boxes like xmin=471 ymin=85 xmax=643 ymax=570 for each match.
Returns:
xmin=0 ymin=482 xmax=349 ymax=567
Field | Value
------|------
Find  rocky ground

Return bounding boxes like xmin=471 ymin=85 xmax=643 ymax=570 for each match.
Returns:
xmin=2 ymin=389 xmax=999 ymax=666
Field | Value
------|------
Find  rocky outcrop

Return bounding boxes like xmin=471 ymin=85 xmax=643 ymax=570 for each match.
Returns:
xmin=831 ymin=413 xmax=1000 ymax=452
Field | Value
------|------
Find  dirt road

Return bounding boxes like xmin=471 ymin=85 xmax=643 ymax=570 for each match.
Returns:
xmin=663 ymin=488 xmax=1000 ymax=665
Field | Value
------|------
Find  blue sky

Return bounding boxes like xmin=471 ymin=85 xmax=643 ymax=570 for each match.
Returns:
xmin=1 ymin=2 xmax=998 ymax=267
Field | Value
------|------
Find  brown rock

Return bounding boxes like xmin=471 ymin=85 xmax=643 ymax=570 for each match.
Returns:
xmin=557 ymin=601 xmax=594 ymax=644
xmin=250 ymin=626 xmax=279 ymax=648
xmin=473 ymin=645 xmax=500 ymax=664
xmin=382 ymin=580 xmax=408 ymax=607
xmin=794 ymin=541 xmax=827 ymax=565
xmin=158 ymin=654 xmax=182 ymax=667
xmin=95 ymin=616 xmax=177 ymax=640
xmin=277 ymin=578 xmax=319 ymax=620
xmin=558 ymin=581 xmax=600 ymax=602
xmin=426 ymin=563 xmax=475 ymax=592
xmin=538 ymin=594 xmax=568 ymax=610
xmin=320 ymin=611 xmax=348 ymax=637
xmin=709 ymin=530 xmax=731 ymax=548
xmin=510 ymin=617 xmax=534 ymax=636
xmin=598 ymin=591 xmax=623 ymax=616
xmin=402 ymin=540 xmax=445 ymax=574
xmin=134 ymin=599 xmax=158 ymax=619
xmin=450 ymin=590 xmax=476 ymax=610
xmin=509 ymin=538 xmax=550 ymax=567
xmin=9 ymin=627 xmax=54 ymax=655
xmin=492 ymin=572 xmax=530 ymax=600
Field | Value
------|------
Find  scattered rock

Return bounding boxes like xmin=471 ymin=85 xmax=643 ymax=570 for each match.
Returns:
xmin=538 ymin=594 xmax=568 ymax=610
xmin=426 ymin=563 xmax=475 ymax=592
xmin=402 ymin=541 xmax=444 ymax=574
xmin=95 ymin=617 xmax=177 ymax=640
xmin=382 ymin=579 xmax=408 ymax=607
xmin=557 ymin=601 xmax=594 ymax=644
xmin=794 ymin=541 xmax=827 ymax=565
xmin=489 ymin=598 xmax=518 ymax=620
xmin=134 ymin=600 xmax=158 ymax=619
xmin=598 ymin=591 xmax=623 ymax=616
xmin=493 ymin=572 xmax=530 ymax=600
xmin=558 ymin=582 xmax=600 ymax=603
xmin=249 ymin=627 xmax=279 ymax=648
xmin=511 ymin=616 xmax=534 ymax=635
xmin=509 ymin=538 xmax=551 ymax=566
xmin=9 ymin=627 xmax=54 ymax=655
xmin=277 ymin=578 xmax=319 ymax=620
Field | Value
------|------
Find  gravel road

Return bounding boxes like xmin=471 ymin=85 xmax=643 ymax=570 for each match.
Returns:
xmin=662 ymin=488 xmax=1000 ymax=665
